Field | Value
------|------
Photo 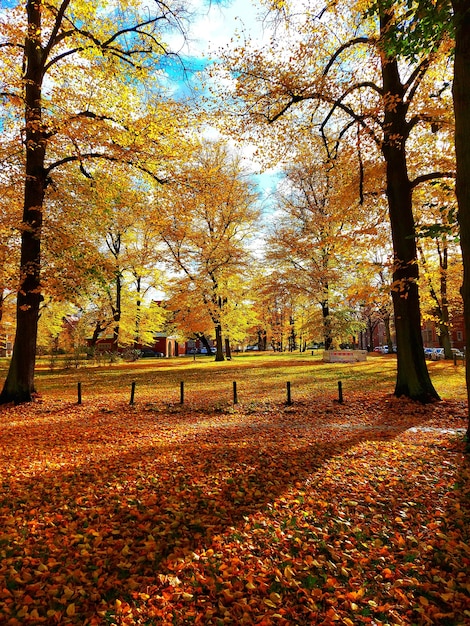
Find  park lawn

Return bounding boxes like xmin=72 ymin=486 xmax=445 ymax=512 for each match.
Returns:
xmin=10 ymin=350 xmax=468 ymax=405
xmin=0 ymin=354 xmax=469 ymax=625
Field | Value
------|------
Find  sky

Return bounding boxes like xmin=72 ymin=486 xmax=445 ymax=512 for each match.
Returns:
xmin=0 ymin=0 xmax=281 ymax=201
xmin=174 ymin=0 xmax=266 ymax=69
xmin=174 ymin=0 xmax=282 ymax=206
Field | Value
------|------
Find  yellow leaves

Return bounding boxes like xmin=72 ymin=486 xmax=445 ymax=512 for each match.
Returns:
xmin=62 ymin=586 xmax=74 ymax=600
xmin=181 ymin=592 xmax=194 ymax=601
xmin=66 ymin=603 xmax=76 ymax=616
xmin=121 ymin=543 xmax=131 ymax=557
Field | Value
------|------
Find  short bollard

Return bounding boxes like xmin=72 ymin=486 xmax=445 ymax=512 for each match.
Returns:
xmin=233 ymin=381 xmax=238 ymax=404
xmin=130 ymin=381 xmax=136 ymax=405
xmin=338 ymin=381 xmax=343 ymax=403
xmin=286 ymin=381 xmax=292 ymax=406
xmin=77 ymin=382 xmax=82 ymax=405
xmin=180 ymin=381 xmax=184 ymax=405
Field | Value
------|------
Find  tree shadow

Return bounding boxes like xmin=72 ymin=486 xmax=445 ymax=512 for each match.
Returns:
xmin=0 ymin=394 xmax=468 ymax=623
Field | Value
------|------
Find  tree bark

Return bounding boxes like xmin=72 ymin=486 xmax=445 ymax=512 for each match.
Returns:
xmin=452 ymin=0 xmax=470 ymax=445
xmin=111 ymin=272 xmax=122 ymax=353
xmin=321 ymin=299 xmax=332 ymax=349
xmin=380 ymin=11 xmax=439 ymax=401
xmin=438 ymin=241 xmax=453 ymax=358
xmin=0 ymin=0 xmax=45 ymax=404
xmin=214 ymin=323 xmax=225 ymax=361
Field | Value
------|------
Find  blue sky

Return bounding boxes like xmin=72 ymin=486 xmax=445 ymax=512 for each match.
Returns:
xmin=176 ymin=0 xmax=282 ymax=202
xmin=0 ymin=0 xmax=281 ymax=200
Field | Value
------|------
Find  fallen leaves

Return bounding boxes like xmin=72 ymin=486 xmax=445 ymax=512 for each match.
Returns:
xmin=0 ymin=392 xmax=468 ymax=624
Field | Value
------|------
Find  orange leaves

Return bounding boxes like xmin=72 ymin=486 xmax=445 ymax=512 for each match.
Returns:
xmin=0 ymin=393 xmax=469 ymax=624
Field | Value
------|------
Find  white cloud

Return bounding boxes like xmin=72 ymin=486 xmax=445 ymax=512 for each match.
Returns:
xmin=172 ymin=0 xmax=269 ymax=60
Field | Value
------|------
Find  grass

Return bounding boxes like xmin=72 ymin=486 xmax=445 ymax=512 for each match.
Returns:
xmin=0 ymin=351 xmax=465 ymax=407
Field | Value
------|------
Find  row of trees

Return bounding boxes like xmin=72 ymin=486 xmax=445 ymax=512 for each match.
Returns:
xmin=1 ymin=127 xmax=460 ymax=365
xmin=0 ymin=0 xmax=468 ymax=444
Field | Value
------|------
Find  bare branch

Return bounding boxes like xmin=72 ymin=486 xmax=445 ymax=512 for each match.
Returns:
xmin=44 ymin=15 xmax=171 ymax=72
xmin=45 ymin=153 xmax=168 ymax=185
xmin=404 ymin=56 xmax=433 ymax=103
xmin=322 ymin=37 xmax=371 ymax=76
xmin=410 ymin=171 xmax=455 ymax=189
xmin=43 ymin=0 xmax=72 ymax=62
xmin=0 ymin=42 xmax=25 ymax=50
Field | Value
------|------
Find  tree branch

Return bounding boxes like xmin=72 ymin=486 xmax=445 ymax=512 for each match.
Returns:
xmin=45 ymin=153 xmax=168 ymax=185
xmin=404 ymin=56 xmax=433 ymax=102
xmin=410 ymin=171 xmax=455 ymax=189
xmin=43 ymin=0 xmax=72 ymax=62
xmin=322 ymin=37 xmax=371 ymax=76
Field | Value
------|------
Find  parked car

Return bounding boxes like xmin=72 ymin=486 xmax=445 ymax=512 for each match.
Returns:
xmin=431 ymin=348 xmax=445 ymax=360
xmin=424 ymin=347 xmax=434 ymax=358
xmin=451 ymin=348 xmax=464 ymax=358
xmin=199 ymin=347 xmax=216 ymax=354
xmin=139 ymin=348 xmax=164 ymax=358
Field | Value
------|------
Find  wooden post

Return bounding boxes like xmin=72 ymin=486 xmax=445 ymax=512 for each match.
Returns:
xmin=286 ymin=381 xmax=292 ymax=405
xmin=130 ymin=381 xmax=136 ymax=405
xmin=338 ymin=381 xmax=343 ymax=403
xmin=233 ymin=381 xmax=238 ymax=404
xmin=454 ymin=353 xmax=457 ymax=366
xmin=77 ymin=382 xmax=82 ymax=405
xmin=180 ymin=381 xmax=184 ymax=404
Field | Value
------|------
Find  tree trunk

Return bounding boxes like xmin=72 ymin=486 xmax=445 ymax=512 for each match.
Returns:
xmin=321 ymin=300 xmax=332 ymax=349
xmin=384 ymin=312 xmax=393 ymax=353
xmin=452 ymin=0 xmax=470 ymax=445
xmin=111 ymin=273 xmax=122 ymax=353
xmin=134 ymin=276 xmax=142 ymax=350
xmin=195 ymin=333 xmax=212 ymax=355
xmin=89 ymin=320 xmax=107 ymax=351
xmin=224 ymin=337 xmax=232 ymax=359
xmin=214 ymin=324 xmax=224 ymax=361
xmin=0 ymin=1 xmax=45 ymax=404
xmin=438 ymin=243 xmax=453 ymax=358
xmin=380 ymin=14 xmax=439 ymax=402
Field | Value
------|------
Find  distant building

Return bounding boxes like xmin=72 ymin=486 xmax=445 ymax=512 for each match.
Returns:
xmin=421 ymin=315 xmax=466 ymax=351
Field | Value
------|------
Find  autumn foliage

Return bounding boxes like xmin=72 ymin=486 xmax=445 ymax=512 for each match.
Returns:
xmin=0 ymin=358 xmax=468 ymax=625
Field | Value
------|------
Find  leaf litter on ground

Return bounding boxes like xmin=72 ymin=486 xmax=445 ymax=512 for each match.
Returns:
xmin=0 ymin=391 xmax=469 ymax=625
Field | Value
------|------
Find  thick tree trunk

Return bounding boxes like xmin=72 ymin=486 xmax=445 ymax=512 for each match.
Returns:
xmin=380 ymin=18 xmax=439 ymax=402
xmin=452 ymin=0 xmax=470 ymax=446
xmin=0 ymin=1 xmax=45 ymax=404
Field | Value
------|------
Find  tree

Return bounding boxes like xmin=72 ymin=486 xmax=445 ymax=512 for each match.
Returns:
xmin=156 ymin=141 xmax=260 ymax=361
xmin=0 ymin=0 xmax=189 ymax=403
xmin=220 ymin=0 xmax=454 ymax=401
xmin=451 ymin=0 xmax=470 ymax=444
xmin=266 ymin=138 xmax=382 ymax=350
xmin=414 ymin=182 xmax=461 ymax=357
xmin=363 ymin=0 xmax=469 ymax=440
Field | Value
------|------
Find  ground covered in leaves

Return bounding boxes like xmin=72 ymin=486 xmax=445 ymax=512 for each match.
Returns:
xmin=0 ymin=391 xmax=469 ymax=625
